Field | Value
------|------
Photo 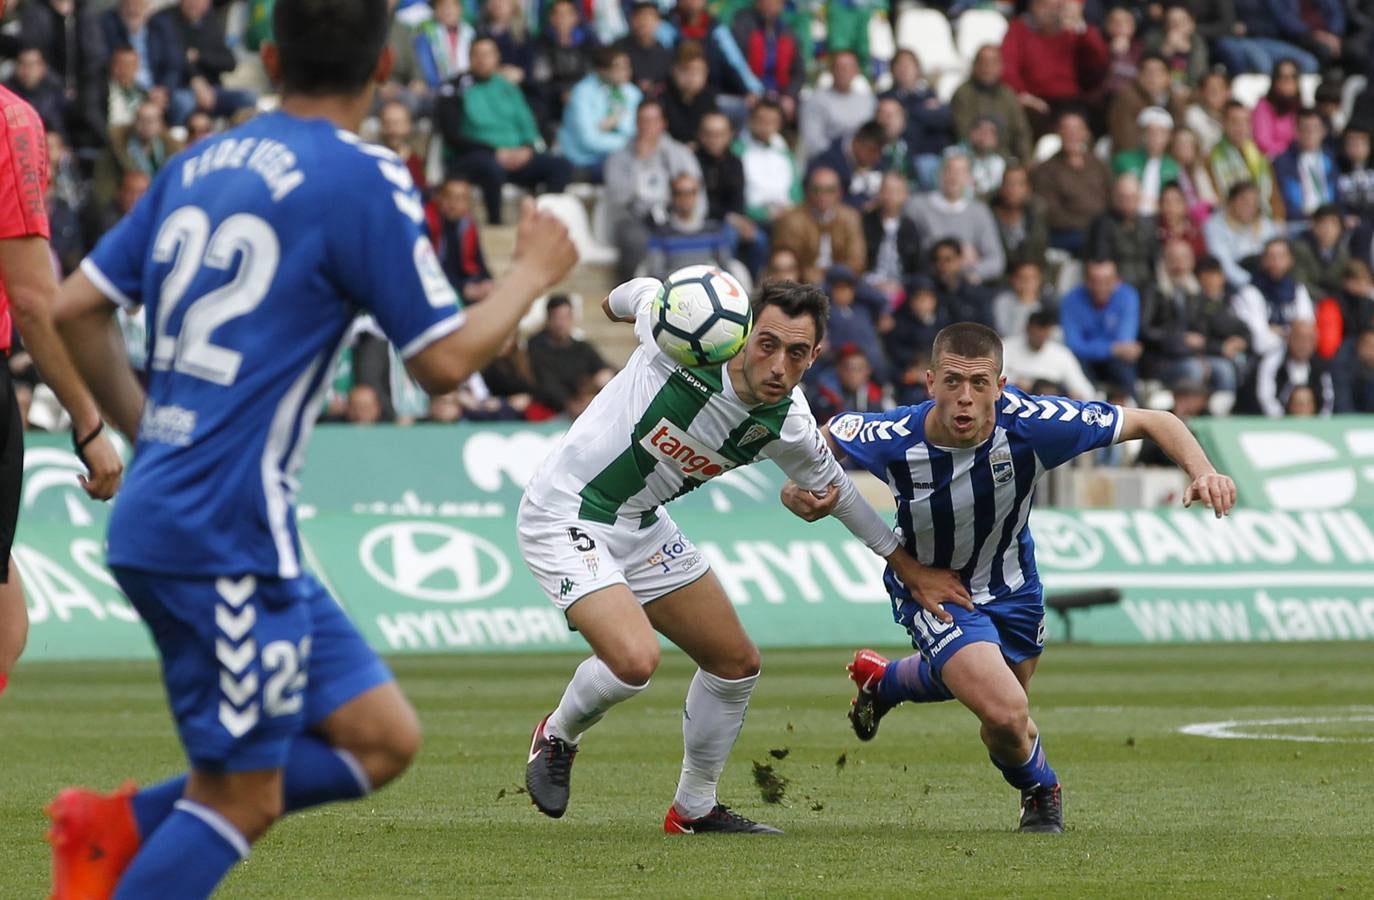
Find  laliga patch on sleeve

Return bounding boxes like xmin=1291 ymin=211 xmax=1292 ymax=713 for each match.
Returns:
xmin=414 ymin=237 xmax=459 ymax=309
xmin=830 ymin=414 xmax=863 ymax=443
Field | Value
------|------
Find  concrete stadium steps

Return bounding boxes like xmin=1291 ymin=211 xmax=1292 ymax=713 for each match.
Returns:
xmin=479 ymin=224 xmax=638 ymax=368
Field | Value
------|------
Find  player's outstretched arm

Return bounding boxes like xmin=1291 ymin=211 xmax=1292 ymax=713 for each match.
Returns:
xmin=406 ymin=200 xmax=577 ymax=394
xmin=53 ymin=269 xmax=147 ymax=443
xmin=779 ymin=475 xmax=973 ymax=624
xmin=1 ymin=238 xmax=123 ymax=500
xmin=1118 ymin=407 xmax=1236 ymax=517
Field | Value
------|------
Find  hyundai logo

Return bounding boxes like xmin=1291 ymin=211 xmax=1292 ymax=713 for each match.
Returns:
xmin=359 ymin=521 xmax=511 ymax=603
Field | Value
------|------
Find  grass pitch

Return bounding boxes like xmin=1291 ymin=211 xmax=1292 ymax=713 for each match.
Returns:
xmin=4 ymin=644 xmax=1372 ymax=898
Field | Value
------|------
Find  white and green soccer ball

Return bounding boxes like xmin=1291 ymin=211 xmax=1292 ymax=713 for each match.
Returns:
xmin=651 ymin=265 xmax=753 ymax=368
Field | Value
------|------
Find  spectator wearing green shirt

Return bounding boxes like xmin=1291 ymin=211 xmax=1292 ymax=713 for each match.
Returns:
xmin=435 ymin=36 xmax=572 ymax=223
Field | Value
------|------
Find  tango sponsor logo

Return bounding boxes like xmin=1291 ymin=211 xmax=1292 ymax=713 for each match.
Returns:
xmin=640 ymin=419 xmax=736 ymax=479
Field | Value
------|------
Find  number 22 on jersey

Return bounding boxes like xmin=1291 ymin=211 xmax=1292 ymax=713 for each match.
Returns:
xmin=150 ymin=205 xmax=280 ymax=386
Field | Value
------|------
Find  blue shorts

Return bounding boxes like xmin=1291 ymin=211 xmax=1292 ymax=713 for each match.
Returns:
xmin=113 ymin=568 xmax=393 ymax=773
xmin=889 ymin=577 xmax=1047 ymax=675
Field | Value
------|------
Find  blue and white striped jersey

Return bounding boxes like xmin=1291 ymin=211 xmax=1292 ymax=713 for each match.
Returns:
xmin=85 ymin=112 xmax=464 ymax=579
xmin=830 ymin=386 xmax=1124 ymax=604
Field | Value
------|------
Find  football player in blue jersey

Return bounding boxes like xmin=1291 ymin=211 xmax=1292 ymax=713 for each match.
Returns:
xmin=45 ymin=0 xmax=577 ymax=896
xmin=781 ymin=323 xmax=1236 ymax=833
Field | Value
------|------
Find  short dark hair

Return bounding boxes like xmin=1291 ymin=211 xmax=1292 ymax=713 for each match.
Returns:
xmin=1312 ymin=203 xmax=1341 ymax=222
xmin=1223 ymin=99 xmax=1249 ymax=115
xmin=853 ymin=121 xmax=886 ymax=147
xmin=674 ymin=40 xmax=706 ymax=66
xmin=1196 ymin=254 xmax=1223 ymax=275
xmin=592 ymin=46 xmax=626 ymax=71
xmin=752 ymin=280 xmax=829 ymax=346
xmin=546 ymin=294 xmax=572 ymax=314
xmin=1026 ymin=311 xmax=1056 ymax=330
xmin=932 ymin=323 xmax=1003 ymax=371
xmin=471 ymin=35 xmax=500 ymax=55
xmin=929 ymin=237 xmax=961 ymax=262
xmin=1139 ymin=52 xmax=1169 ymax=71
xmin=272 ymin=0 xmax=390 ymax=96
xmin=752 ymin=97 xmax=783 ymax=118
xmin=1227 ymin=180 xmax=1258 ymax=202
xmin=1297 ymin=106 xmax=1323 ymax=123
xmin=1344 ymin=258 xmax=1373 ymax=281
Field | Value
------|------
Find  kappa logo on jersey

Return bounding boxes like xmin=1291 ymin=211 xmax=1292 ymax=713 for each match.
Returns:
xmin=640 ymin=419 xmax=737 ymax=479
xmin=990 ymin=448 xmax=1015 ymax=485
xmin=856 ymin=414 xmax=912 ymax=443
xmin=830 ymin=414 xmax=863 ymax=443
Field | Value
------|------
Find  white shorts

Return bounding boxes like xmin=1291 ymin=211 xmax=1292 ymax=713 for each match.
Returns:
xmin=516 ymin=495 xmax=709 ymax=611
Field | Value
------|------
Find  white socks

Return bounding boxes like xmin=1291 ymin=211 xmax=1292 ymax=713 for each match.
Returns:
xmin=674 ymin=669 xmax=759 ymax=819
xmin=544 ymin=656 xmax=648 ymax=745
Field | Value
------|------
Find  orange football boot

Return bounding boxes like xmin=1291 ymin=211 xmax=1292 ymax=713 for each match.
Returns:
xmin=46 ymin=782 xmax=141 ymax=900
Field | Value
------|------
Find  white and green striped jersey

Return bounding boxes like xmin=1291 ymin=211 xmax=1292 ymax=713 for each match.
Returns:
xmin=523 ymin=278 xmax=852 ymax=529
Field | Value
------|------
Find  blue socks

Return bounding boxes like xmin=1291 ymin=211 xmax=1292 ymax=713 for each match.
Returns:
xmin=991 ymin=735 xmax=1058 ymax=792
xmin=119 ymin=735 xmax=375 ymax=895
xmin=129 ymin=735 xmax=371 ymax=839
xmin=877 ymin=654 xmax=954 ymax=708
xmin=113 ymin=801 xmax=247 ymax=900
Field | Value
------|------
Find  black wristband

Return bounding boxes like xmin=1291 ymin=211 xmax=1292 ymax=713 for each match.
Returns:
xmin=74 ymin=421 xmax=104 ymax=467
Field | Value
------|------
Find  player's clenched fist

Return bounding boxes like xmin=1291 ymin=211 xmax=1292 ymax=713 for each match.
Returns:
xmin=779 ymin=478 xmax=839 ymax=522
xmin=76 ymin=429 xmax=123 ymax=502
xmin=1183 ymin=471 xmax=1237 ymax=519
xmin=511 ymin=199 xmax=579 ymax=292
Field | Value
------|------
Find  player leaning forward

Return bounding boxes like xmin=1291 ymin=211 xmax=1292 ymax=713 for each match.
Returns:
xmin=43 ymin=0 xmax=578 ymax=896
xmin=784 ymin=323 xmax=1237 ymax=833
xmin=521 ymin=276 xmax=939 ymax=834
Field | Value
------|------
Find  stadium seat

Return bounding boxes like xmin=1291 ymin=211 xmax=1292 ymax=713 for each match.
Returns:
xmin=895 ymin=8 xmax=963 ymax=76
xmin=868 ymin=12 xmax=896 ymax=66
xmin=1230 ymin=74 xmax=1269 ymax=108
xmin=536 ymin=193 xmax=617 ymax=265
xmin=1094 ymin=134 xmax=1112 ymax=162
xmin=955 ymin=9 xmax=1008 ymax=65
xmin=937 ymin=70 xmax=964 ymax=103
xmin=1033 ymin=133 xmax=1062 ymax=163
xmin=1299 ymin=73 xmax=1319 ymax=106
xmin=590 ymin=192 xmax=613 ymax=246
xmin=1341 ymin=75 xmax=1367 ymax=130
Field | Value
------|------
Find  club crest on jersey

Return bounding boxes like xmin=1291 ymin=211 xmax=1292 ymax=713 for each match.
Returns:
xmin=640 ymin=419 xmax=737 ymax=479
xmin=1082 ymin=405 xmax=1114 ymax=428
xmin=739 ymin=423 xmax=772 ymax=448
xmin=990 ymin=449 xmax=1015 ymax=485
xmin=830 ymin=414 xmax=863 ymax=443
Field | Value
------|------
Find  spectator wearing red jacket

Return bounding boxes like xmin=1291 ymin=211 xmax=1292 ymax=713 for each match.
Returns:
xmin=1000 ymin=0 xmax=1108 ymax=136
xmin=730 ymin=0 xmax=804 ymax=121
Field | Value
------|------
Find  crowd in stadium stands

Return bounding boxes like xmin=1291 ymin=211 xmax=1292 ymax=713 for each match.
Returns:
xmin=7 ymin=0 xmax=1374 ymax=451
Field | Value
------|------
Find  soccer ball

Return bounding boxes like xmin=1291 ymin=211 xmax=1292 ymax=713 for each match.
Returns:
xmin=651 ymin=265 xmax=753 ymax=368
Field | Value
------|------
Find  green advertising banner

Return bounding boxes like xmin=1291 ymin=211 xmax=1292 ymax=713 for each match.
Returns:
xmin=16 ymin=423 xmax=1374 ymax=661
xmin=1191 ymin=416 xmax=1374 ymax=510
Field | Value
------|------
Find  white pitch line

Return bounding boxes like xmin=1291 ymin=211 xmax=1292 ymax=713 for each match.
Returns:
xmin=1178 ymin=715 xmax=1374 ymax=744
xmin=1043 ymin=571 xmax=1374 ymax=588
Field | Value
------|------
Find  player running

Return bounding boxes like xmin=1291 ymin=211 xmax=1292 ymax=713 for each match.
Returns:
xmin=45 ymin=0 xmax=577 ymax=896
xmin=0 ymin=29 xmax=123 ymax=701
xmin=782 ymin=323 xmax=1236 ymax=833
xmin=521 ymin=277 xmax=948 ymax=834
